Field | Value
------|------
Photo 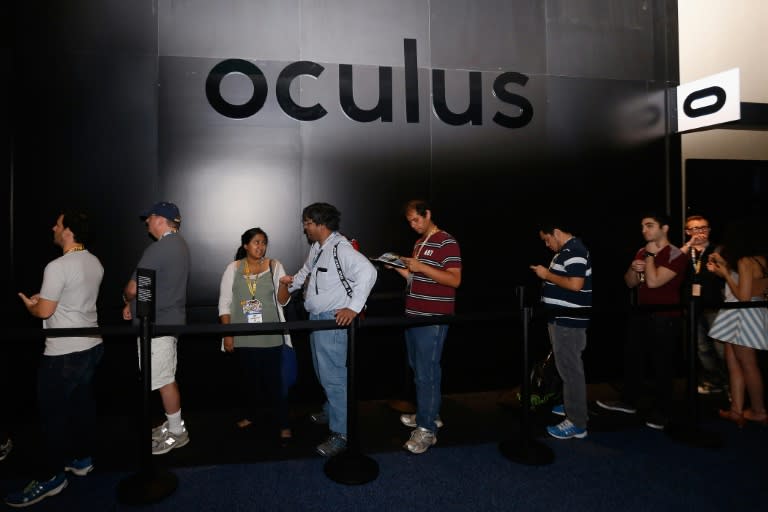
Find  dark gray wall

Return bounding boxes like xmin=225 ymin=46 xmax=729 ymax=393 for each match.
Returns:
xmin=4 ymin=0 xmax=681 ymax=406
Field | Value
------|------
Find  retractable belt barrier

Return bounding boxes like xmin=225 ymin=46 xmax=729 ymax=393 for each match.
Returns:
xmin=4 ymin=296 xmax=767 ymax=495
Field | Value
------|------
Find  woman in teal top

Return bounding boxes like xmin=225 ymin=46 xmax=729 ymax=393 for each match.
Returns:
xmin=218 ymin=227 xmax=293 ymax=442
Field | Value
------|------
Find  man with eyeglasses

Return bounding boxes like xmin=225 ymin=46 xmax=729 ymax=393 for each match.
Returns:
xmin=281 ymin=203 xmax=377 ymax=457
xmin=681 ymin=215 xmax=726 ymax=394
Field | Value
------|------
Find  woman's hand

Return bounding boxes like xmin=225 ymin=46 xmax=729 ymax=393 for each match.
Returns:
xmin=707 ymin=253 xmax=728 ymax=276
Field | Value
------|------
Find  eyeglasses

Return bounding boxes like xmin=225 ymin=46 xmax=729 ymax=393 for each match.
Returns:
xmin=302 ymin=220 xmax=314 ymax=227
xmin=686 ymin=226 xmax=709 ymax=233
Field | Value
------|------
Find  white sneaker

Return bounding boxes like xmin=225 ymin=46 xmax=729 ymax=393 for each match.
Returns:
xmin=152 ymin=420 xmax=185 ymax=441
xmin=400 ymin=414 xmax=444 ymax=429
xmin=152 ymin=425 xmax=189 ymax=455
xmin=404 ymin=427 xmax=437 ymax=454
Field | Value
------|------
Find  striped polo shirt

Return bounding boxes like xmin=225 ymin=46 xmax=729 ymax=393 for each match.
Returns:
xmin=541 ymin=237 xmax=592 ymax=327
xmin=405 ymin=230 xmax=462 ymax=316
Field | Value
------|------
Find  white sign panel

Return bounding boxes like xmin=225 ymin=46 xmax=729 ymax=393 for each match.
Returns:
xmin=676 ymin=68 xmax=740 ymax=132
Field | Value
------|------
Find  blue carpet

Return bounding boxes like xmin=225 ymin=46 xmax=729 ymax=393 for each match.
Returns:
xmin=3 ymin=418 xmax=765 ymax=511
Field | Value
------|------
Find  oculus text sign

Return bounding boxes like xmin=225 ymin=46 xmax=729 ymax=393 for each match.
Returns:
xmin=206 ymin=38 xmax=533 ymax=129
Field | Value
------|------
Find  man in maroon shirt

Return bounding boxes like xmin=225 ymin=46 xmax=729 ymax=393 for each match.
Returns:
xmin=392 ymin=199 xmax=462 ymax=454
xmin=597 ymin=213 xmax=688 ymax=430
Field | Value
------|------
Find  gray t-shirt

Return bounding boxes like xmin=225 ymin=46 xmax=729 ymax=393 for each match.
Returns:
xmin=39 ymin=249 xmax=104 ymax=356
xmin=132 ymin=232 xmax=190 ymax=325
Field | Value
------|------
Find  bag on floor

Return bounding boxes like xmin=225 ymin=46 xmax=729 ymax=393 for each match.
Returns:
xmin=518 ymin=349 xmax=563 ymax=409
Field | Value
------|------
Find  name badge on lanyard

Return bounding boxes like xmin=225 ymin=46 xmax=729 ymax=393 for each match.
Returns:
xmin=242 ymin=272 xmax=263 ymax=323
xmin=241 ymin=299 xmax=263 ymax=323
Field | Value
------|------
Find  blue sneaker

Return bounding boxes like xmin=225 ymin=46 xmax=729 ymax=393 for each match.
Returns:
xmin=546 ymin=419 xmax=587 ymax=440
xmin=65 ymin=456 xmax=94 ymax=476
xmin=4 ymin=473 xmax=68 ymax=508
xmin=551 ymin=404 xmax=565 ymax=416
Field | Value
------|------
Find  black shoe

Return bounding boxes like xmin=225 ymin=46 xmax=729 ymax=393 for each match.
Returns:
xmin=596 ymin=400 xmax=637 ymax=414
xmin=309 ymin=411 xmax=328 ymax=425
xmin=645 ymin=411 xmax=668 ymax=430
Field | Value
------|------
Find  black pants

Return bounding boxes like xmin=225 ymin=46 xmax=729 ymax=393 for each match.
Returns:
xmin=622 ymin=313 xmax=681 ymax=416
xmin=38 ymin=344 xmax=104 ymax=477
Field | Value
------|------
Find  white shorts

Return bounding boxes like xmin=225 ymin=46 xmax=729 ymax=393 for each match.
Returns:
xmin=137 ymin=336 xmax=178 ymax=390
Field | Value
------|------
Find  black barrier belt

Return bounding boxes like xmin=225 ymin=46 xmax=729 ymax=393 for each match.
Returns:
xmin=3 ymin=300 xmax=766 ymax=340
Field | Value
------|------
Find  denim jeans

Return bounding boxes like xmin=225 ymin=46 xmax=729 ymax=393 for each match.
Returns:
xmin=38 ymin=343 xmax=104 ymax=477
xmin=309 ymin=311 xmax=348 ymax=436
xmin=406 ymin=324 xmax=448 ymax=432
xmin=549 ymin=323 xmax=588 ymax=429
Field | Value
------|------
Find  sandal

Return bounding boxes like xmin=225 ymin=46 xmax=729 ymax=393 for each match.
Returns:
xmin=718 ymin=409 xmax=746 ymax=428
xmin=279 ymin=429 xmax=293 ymax=447
xmin=743 ymin=409 xmax=768 ymax=425
xmin=236 ymin=418 xmax=253 ymax=429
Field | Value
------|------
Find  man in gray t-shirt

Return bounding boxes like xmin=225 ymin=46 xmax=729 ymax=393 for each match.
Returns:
xmin=6 ymin=211 xmax=104 ymax=508
xmin=122 ymin=201 xmax=191 ymax=455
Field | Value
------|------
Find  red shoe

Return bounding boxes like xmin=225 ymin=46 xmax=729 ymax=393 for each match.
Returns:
xmin=718 ymin=409 xmax=746 ymax=428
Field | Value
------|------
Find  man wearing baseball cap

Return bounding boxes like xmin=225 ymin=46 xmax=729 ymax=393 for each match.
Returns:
xmin=122 ymin=201 xmax=191 ymax=455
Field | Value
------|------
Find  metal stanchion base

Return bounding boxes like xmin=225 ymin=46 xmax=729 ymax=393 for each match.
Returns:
xmin=116 ymin=469 xmax=178 ymax=505
xmin=664 ymin=421 xmax=723 ymax=449
xmin=324 ymin=451 xmax=379 ymax=485
xmin=498 ymin=438 xmax=555 ymax=466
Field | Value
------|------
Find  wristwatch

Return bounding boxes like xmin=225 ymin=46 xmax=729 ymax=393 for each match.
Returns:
xmin=644 ymin=251 xmax=656 ymax=259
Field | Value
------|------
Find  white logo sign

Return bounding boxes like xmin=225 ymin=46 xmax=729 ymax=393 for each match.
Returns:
xmin=675 ymin=68 xmax=740 ymax=133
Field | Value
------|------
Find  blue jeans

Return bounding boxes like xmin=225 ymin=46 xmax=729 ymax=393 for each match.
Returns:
xmin=38 ymin=343 xmax=104 ymax=477
xmin=406 ymin=324 xmax=448 ymax=432
xmin=309 ymin=311 xmax=347 ymax=436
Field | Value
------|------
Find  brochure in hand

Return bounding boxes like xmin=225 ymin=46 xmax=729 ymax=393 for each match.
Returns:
xmin=369 ymin=252 xmax=407 ymax=269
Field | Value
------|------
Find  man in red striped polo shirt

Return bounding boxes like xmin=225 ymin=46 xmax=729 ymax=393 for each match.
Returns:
xmin=394 ymin=199 xmax=462 ymax=454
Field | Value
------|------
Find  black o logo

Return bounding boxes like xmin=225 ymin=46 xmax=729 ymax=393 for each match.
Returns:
xmin=683 ymin=86 xmax=726 ymax=118
xmin=206 ymin=59 xmax=268 ymax=119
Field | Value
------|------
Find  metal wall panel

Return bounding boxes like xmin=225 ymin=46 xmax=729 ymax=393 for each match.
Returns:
xmin=7 ymin=0 xmax=681 ymax=400
xmin=159 ymin=0 xmax=301 ymax=60
xmin=545 ymin=0 xmax=657 ymax=80
xmin=430 ymin=0 xmax=546 ymax=73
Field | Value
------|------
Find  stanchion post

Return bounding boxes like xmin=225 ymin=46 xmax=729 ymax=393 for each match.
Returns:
xmin=664 ymin=295 xmax=722 ymax=449
xmin=139 ymin=314 xmax=153 ymax=472
xmin=499 ymin=286 xmax=554 ymax=465
xmin=117 ymin=268 xmax=178 ymax=504
xmin=687 ymin=297 xmax=699 ymax=422
xmin=324 ymin=317 xmax=379 ymax=484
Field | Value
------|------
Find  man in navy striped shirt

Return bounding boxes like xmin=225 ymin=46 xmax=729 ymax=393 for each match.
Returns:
xmin=530 ymin=220 xmax=592 ymax=439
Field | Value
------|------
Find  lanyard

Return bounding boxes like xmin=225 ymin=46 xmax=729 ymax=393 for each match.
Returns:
xmin=690 ymin=248 xmax=702 ymax=274
xmin=243 ymin=260 xmax=262 ymax=298
xmin=413 ymin=228 xmax=439 ymax=259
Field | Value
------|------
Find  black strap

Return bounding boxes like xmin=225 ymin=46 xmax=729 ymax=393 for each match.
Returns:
xmin=333 ymin=243 xmax=353 ymax=298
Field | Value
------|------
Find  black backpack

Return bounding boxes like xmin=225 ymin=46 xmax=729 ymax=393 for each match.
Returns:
xmin=518 ymin=349 xmax=563 ymax=409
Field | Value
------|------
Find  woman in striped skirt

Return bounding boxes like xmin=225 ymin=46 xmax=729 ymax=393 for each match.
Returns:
xmin=707 ymin=217 xmax=768 ymax=427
